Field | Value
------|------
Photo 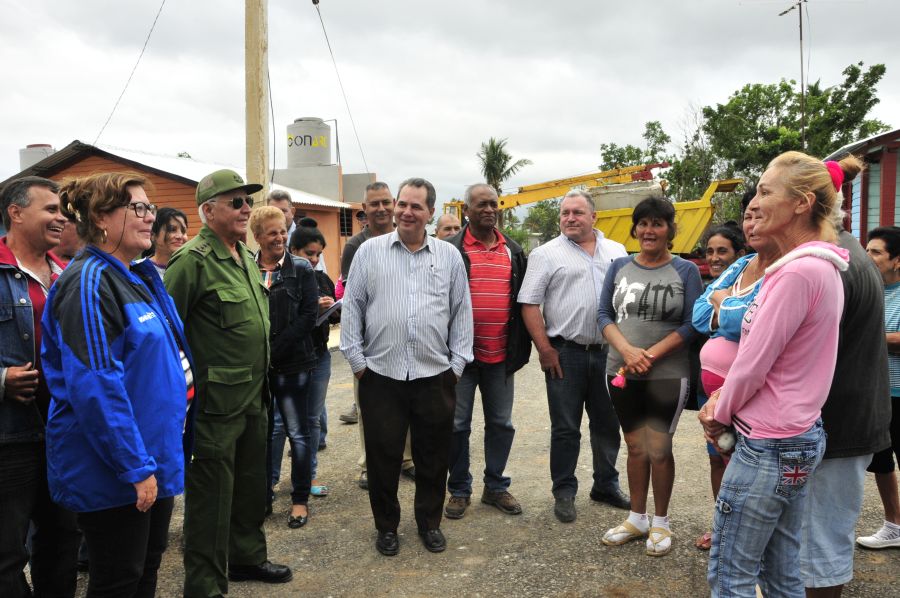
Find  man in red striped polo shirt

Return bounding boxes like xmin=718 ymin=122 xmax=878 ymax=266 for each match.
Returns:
xmin=444 ymin=183 xmax=531 ymax=519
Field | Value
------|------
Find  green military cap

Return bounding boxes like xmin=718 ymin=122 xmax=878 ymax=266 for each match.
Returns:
xmin=196 ymin=169 xmax=263 ymax=205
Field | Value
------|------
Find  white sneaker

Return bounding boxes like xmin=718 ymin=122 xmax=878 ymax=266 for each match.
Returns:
xmin=856 ymin=524 xmax=900 ymax=549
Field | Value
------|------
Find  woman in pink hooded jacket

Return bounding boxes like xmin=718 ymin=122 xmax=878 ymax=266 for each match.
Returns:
xmin=699 ymin=151 xmax=863 ymax=597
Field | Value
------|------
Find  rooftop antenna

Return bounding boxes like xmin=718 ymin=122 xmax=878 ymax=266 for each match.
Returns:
xmin=779 ymin=0 xmax=808 ymax=150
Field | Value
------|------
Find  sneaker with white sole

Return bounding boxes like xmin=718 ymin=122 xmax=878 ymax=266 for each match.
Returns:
xmin=856 ymin=523 xmax=900 ymax=549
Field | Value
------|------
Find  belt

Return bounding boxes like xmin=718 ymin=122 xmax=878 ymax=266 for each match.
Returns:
xmin=549 ymin=337 xmax=606 ymax=352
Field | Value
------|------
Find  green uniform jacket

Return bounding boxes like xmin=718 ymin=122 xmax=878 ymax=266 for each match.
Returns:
xmin=164 ymin=226 xmax=270 ymax=418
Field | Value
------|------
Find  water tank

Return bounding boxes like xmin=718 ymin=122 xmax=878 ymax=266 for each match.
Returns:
xmin=19 ymin=144 xmax=56 ymax=170
xmin=286 ymin=118 xmax=331 ymax=167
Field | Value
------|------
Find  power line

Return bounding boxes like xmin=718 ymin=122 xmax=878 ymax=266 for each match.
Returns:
xmin=313 ymin=1 xmax=369 ymax=172
xmin=805 ymin=1 xmax=812 ymax=89
xmin=93 ymin=0 xmax=167 ymax=145
xmin=267 ymin=56 xmax=276 ymax=183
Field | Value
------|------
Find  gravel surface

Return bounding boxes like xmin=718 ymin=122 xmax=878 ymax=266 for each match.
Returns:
xmin=72 ymin=349 xmax=899 ymax=597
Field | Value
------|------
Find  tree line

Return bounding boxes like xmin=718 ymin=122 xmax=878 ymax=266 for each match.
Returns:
xmin=477 ymin=62 xmax=889 ymax=245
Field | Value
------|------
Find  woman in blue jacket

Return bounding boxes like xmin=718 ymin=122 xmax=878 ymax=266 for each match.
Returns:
xmin=42 ymin=172 xmax=193 ymax=598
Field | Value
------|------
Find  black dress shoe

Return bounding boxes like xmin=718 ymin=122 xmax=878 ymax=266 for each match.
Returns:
xmin=376 ymin=531 xmax=399 ymax=556
xmin=228 ymin=561 xmax=293 ymax=583
xmin=288 ymin=512 xmax=308 ymax=529
xmin=590 ymin=487 xmax=631 ymax=510
xmin=554 ymin=496 xmax=576 ymax=522
xmin=418 ymin=528 xmax=446 ymax=553
xmin=401 ymin=466 xmax=416 ymax=481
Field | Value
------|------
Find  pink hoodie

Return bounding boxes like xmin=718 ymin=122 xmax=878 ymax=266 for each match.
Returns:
xmin=714 ymin=241 xmax=850 ymax=439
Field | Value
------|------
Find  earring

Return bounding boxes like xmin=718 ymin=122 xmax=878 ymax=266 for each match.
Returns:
xmin=100 ymin=229 xmax=108 ymax=244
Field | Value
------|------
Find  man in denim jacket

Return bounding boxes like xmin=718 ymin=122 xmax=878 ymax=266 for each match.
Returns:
xmin=0 ymin=176 xmax=79 ymax=597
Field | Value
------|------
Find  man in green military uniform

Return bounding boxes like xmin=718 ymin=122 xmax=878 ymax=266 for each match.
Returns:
xmin=165 ymin=169 xmax=293 ymax=596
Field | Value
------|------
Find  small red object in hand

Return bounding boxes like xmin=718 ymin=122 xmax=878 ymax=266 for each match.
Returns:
xmin=611 ymin=367 xmax=627 ymax=389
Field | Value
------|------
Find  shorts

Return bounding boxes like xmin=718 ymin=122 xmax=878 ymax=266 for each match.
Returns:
xmin=867 ymin=395 xmax=899 ymax=474
xmin=606 ymin=376 xmax=689 ymax=434
xmin=800 ymin=455 xmax=870 ymax=588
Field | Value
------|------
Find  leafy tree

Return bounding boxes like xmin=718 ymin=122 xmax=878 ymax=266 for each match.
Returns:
xmin=523 ymin=199 xmax=560 ymax=243
xmin=476 ymin=137 xmax=532 ymax=196
xmin=502 ymin=225 xmax=529 ymax=248
xmin=599 ymin=121 xmax=672 ymax=170
xmin=702 ymin=62 xmax=888 ymax=179
xmin=666 ymin=104 xmax=725 ymax=201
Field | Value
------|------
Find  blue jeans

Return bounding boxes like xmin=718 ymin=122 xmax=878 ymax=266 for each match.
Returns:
xmin=545 ymin=341 xmax=622 ymax=498
xmin=308 ymin=350 xmax=332 ymax=480
xmin=269 ymin=371 xmax=312 ymax=505
xmin=709 ymin=421 xmax=825 ymax=598
xmin=448 ymin=361 xmax=515 ymax=497
xmin=271 ymin=351 xmax=332 ymax=490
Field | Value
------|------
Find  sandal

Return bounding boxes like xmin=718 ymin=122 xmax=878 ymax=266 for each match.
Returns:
xmin=695 ymin=531 xmax=712 ymax=551
xmin=310 ymin=484 xmax=329 ymax=498
xmin=646 ymin=526 xmax=673 ymax=556
xmin=602 ymin=520 xmax=648 ymax=546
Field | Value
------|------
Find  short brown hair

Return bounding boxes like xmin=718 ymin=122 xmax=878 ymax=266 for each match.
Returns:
xmin=58 ymin=172 xmax=151 ymax=244
xmin=249 ymin=205 xmax=286 ymax=239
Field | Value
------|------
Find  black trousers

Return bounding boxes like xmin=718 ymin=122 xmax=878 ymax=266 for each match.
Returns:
xmin=0 ymin=442 xmax=79 ymax=598
xmin=77 ymin=496 xmax=174 ymax=598
xmin=358 ymin=369 xmax=457 ymax=533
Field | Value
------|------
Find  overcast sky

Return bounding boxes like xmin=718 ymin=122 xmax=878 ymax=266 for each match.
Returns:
xmin=2 ymin=0 xmax=898 ymax=206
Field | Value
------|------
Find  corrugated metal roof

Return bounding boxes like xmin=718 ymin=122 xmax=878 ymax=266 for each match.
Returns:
xmin=3 ymin=140 xmax=351 ymax=209
xmin=100 ymin=144 xmax=352 ymax=209
xmin=824 ymin=128 xmax=900 ymax=160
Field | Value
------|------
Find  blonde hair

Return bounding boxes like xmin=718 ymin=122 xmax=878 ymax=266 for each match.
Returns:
xmin=767 ymin=151 xmax=864 ymax=242
xmin=249 ymin=205 xmax=286 ymax=239
xmin=58 ymin=172 xmax=151 ymax=244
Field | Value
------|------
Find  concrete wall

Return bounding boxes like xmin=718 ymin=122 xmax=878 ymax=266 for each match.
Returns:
xmin=273 ymin=165 xmax=342 ymax=200
xmin=342 ymin=172 xmax=376 ymax=204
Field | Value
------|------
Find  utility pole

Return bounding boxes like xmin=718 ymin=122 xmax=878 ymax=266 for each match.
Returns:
xmin=779 ymin=0 xmax=807 ymax=150
xmin=246 ymin=0 xmax=269 ymax=202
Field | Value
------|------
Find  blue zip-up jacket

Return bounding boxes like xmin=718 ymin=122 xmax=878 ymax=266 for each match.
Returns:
xmin=691 ymin=254 xmax=763 ymax=342
xmin=41 ymin=246 xmax=195 ymax=512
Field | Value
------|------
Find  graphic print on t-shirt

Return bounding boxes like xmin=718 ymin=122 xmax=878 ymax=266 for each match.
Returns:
xmin=613 ymin=275 xmax=681 ymax=323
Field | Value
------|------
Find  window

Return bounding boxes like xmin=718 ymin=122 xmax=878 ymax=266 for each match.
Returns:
xmin=339 ymin=208 xmax=353 ymax=237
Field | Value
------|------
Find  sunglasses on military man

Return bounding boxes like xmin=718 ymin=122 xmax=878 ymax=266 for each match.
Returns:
xmin=227 ymin=196 xmax=255 ymax=209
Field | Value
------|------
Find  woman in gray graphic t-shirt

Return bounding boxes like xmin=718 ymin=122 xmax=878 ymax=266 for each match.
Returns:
xmin=597 ymin=197 xmax=703 ymax=557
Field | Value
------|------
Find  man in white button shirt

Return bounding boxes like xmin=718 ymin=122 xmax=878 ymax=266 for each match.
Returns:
xmin=341 ymin=177 xmax=473 ymax=556
xmin=518 ymin=189 xmax=630 ymax=523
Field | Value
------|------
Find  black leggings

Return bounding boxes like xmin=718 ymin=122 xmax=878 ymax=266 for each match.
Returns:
xmin=77 ymin=496 xmax=174 ymax=598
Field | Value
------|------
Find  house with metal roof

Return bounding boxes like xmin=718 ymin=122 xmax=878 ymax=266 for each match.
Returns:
xmin=3 ymin=138 xmax=369 ymax=276
xmin=826 ymin=127 xmax=900 ymax=242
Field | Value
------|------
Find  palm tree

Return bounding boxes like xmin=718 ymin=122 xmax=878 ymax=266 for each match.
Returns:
xmin=476 ymin=137 xmax=532 ymax=197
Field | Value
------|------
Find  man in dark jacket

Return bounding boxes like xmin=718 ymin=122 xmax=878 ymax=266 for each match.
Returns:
xmin=800 ymin=229 xmax=892 ymax=597
xmin=444 ymin=183 xmax=531 ymax=518
xmin=0 ymin=176 xmax=79 ymax=597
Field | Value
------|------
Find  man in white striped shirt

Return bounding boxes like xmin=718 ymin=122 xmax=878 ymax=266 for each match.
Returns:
xmin=340 ymin=177 xmax=473 ymax=556
xmin=518 ymin=189 xmax=630 ymax=523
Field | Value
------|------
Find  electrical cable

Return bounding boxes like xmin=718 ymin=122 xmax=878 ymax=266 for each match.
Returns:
xmin=267 ymin=56 xmax=276 ymax=183
xmin=93 ymin=0 xmax=167 ymax=145
xmin=804 ymin=1 xmax=812 ymax=87
xmin=313 ymin=2 xmax=369 ymax=172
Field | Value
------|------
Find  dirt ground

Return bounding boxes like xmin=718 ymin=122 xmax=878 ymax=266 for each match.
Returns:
xmin=73 ymin=348 xmax=900 ymax=597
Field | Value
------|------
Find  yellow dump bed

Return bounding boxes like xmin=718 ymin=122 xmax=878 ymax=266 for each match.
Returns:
xmin=595 ymin=179 xmax=743 ymax=254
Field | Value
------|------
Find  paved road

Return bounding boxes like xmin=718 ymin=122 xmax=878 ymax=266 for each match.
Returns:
xmin=76 ymin=348 xmax=900 ymax=597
